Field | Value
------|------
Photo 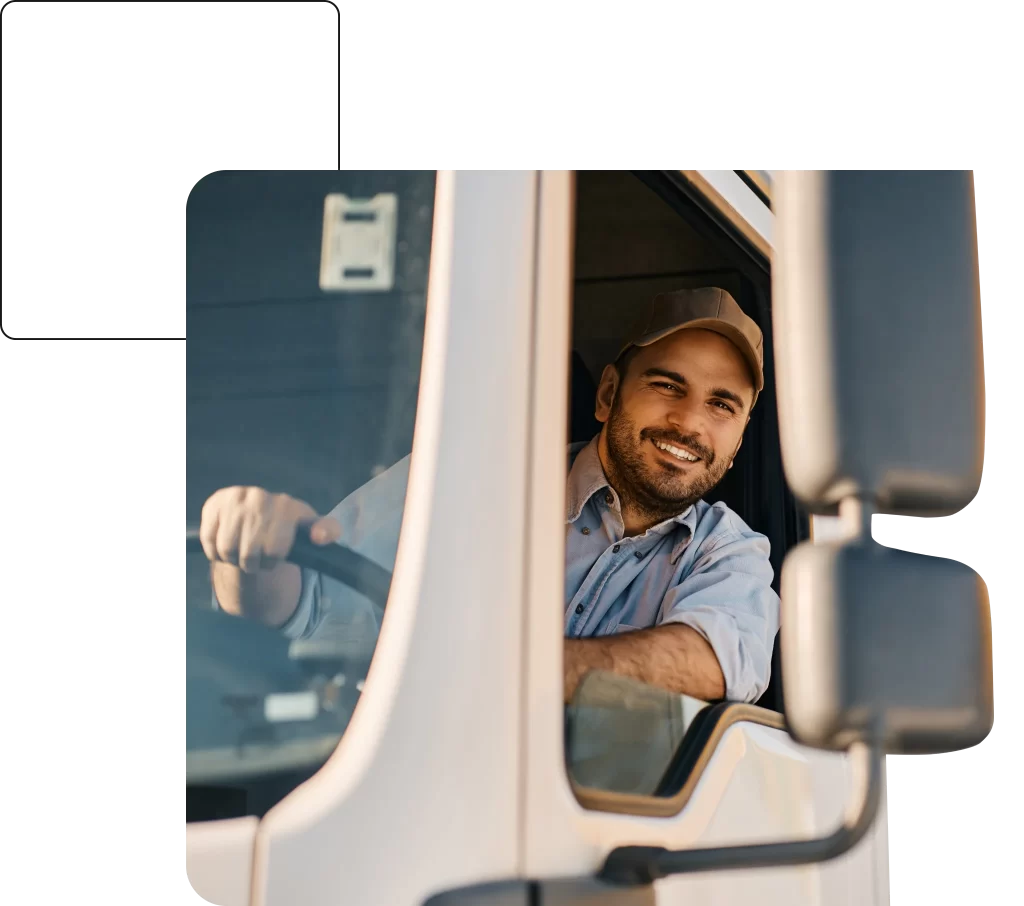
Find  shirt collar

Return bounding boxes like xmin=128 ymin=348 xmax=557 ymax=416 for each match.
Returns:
xmin=566 ymin=435 xmax=699 ymax=561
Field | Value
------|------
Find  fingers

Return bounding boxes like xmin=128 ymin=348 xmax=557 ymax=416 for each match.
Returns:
xmin=309 ymin=516 xmax=342 ymax=545
xmin=261 ymin=494 xmax=309 ymax=569
xmin=199 ymin=486 xmax=335 ymax=570
xmin=198 ymin=491 xmax=222 ymax=564
xmin=214 ymin=487 xmax=247 ymax=567
xmin=237 ymin=505 xmax=265 ymax=574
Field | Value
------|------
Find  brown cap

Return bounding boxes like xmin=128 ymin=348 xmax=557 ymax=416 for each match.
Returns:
xmin=616 ymin=287 xmax=765 ymax=409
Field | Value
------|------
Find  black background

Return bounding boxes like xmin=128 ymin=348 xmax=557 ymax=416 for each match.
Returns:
xmin=0 ymin=3 xmax=991 ymax=900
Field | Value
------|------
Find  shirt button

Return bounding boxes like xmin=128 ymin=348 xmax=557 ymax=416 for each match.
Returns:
xmin=581 ymin=526 xmax=590 ymax=535
xmin=635 ymin=551 xmax=645 ymax=560
xmin=605 ymin=493 xmax=613 ymax=505
xmin=612 ymin=544 xmax=620 ymax=553
xmin=575 ymin=604 xmax=584 ymax=614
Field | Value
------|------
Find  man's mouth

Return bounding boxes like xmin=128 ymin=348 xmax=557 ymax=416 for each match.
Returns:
xmin=652 ymin=439 xmax=702 ymax=464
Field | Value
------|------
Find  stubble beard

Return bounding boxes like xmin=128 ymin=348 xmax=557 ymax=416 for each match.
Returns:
xmin=603 ymin=394 xmax=733 ymax=527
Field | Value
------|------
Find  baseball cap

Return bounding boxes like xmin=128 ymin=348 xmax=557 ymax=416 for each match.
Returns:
xmin=615 ymin=287 xmax=765 ymax=409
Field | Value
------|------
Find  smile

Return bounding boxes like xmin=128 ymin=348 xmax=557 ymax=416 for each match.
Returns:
xmin=653 ymin=440 xmax=701 ymax=463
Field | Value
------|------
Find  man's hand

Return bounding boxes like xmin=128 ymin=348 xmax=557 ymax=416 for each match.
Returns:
xmin=200 ymin=486 xmax=341 ymax=572
xmin=563 ymin=624 xmax=727 ymax=704
xmin=200 ymin=486 xmax=341 ymax=626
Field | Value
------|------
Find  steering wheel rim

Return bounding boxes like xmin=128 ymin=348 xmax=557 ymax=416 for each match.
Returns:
xmin=186 ymin=523 xmax=393 ymax=619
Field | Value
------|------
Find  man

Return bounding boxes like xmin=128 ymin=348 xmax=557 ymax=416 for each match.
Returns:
xmin=200 ymin=287 xmax=780 ymax=705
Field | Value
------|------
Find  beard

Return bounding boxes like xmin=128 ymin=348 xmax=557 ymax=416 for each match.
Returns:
xmin=603 ymin=394 xmax=735 ymax=526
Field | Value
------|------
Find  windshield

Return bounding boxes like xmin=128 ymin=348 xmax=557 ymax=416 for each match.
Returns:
xmin=186 ymin=171 xmax=436 ymax=821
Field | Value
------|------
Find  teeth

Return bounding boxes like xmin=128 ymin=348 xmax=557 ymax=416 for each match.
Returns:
xmin=655 ymin=441 xmax=699 ymax=462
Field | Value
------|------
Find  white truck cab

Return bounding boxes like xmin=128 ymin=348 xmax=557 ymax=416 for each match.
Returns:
xmin=185 ymin=171 xmax=990 ymax=906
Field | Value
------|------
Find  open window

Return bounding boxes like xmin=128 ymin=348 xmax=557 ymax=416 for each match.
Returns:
xmin=563 ymin=170 xmax=809 ymax=803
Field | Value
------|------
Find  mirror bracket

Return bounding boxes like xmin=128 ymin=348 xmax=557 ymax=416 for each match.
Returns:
xmin=838 ymin=495 xmax=875 ymax=541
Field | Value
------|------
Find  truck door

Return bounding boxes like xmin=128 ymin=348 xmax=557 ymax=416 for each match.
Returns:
xmin=516 ymin=171 xmax=888 ymax=906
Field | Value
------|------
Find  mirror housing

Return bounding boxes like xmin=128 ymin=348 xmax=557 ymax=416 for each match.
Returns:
xmin=781 ymin=523 xmax=993 ymax=754
xmin=772 ymin=171 xmax=992 ymax=755
xmin=772 ymin=170 xmax=984 ymax=517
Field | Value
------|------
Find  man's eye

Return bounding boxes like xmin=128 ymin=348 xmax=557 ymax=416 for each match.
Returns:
xmin=654 ymin=382 xmax=679 ymax=392
xmin=711 ymin=401 xmax=734 ymax=413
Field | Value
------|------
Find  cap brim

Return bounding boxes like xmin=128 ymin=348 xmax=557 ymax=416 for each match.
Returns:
xmin=626 ymin=317 xmax=765 ymax=389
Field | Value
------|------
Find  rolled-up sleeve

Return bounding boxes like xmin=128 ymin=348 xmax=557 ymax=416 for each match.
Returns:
xmin=208 ymin=454 xmax=412 ymax=642
xmin=658 ymin=531 xmax=780 ymax=702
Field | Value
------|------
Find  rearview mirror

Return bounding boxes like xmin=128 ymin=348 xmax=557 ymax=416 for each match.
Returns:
xmin=772 ymin=171 xmax=993 ymax=755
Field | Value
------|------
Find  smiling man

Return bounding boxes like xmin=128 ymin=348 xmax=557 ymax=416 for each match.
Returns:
xmin=200 ymin=287 xmax=779 ymax=706
xmin=561 ymin=287 xmax=778 ymax=705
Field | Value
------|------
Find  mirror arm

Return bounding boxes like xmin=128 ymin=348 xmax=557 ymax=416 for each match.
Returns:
xmin=838 ymin=495 xmax=876 ymax=541
xmin=598 ymin=737 xmax=883 ymax=886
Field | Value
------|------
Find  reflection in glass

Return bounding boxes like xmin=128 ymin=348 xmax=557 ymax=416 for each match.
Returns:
xmin=186 ymin=171 xmax=436 ymax=821
xmin=566 ymin=670 xmax=708 ymax=797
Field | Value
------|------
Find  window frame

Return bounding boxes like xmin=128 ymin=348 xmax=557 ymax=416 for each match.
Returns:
xmin=559 ymin=170 xmax=806 ymax=816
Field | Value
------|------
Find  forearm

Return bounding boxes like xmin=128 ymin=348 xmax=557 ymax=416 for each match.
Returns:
xmin=211 ymin=561 xmax=303 ymax=628
xmin=563 ymin=623 xmax=726 ymax=704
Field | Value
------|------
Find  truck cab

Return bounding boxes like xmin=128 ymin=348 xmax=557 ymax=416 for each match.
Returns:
xmin=185 ymin=170 xmax=987 ymax=906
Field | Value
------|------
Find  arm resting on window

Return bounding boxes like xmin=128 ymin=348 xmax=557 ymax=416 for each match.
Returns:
xmin=563 ymin=623 xmax=725 ymax=704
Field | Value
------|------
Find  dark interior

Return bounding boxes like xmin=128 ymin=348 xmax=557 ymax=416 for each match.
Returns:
xmin=568 ymin=172 xmax=809 ymax=712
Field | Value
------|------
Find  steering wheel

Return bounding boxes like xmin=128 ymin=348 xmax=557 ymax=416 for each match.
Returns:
xmin=185 ymin=523 xmax=393 ymax=620
xmin=186 ymin=524 xmax=395 ymax=791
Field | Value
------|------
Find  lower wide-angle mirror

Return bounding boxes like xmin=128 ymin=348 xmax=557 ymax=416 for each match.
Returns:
xmin=781 ymin=531 xmax=993 ymax=755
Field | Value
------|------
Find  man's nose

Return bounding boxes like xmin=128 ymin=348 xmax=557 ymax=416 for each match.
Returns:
xmin=665 ymin=396 xmax=708 ymax=436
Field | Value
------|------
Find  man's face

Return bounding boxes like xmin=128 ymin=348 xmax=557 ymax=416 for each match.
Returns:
xmin=595 ymin=328 xmax=755 ymax=519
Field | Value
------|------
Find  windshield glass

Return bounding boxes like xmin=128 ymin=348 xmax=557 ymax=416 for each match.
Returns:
xmin=186 ymin=171 xmax=436 ymax=821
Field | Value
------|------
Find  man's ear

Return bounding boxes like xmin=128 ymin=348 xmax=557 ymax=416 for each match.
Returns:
xmin=594 ymin=365 xmax=619 ymax=424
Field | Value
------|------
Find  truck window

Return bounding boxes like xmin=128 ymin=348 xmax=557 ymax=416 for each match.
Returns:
xmin=186 ymin=170 xmax=436 ymax=821
xmin=564 ymin=171 xmax=801 ymax=808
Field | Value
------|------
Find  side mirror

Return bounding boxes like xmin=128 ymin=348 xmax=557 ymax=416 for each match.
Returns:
xmin=772 ymin=170 xmax=985 ymax=518
xmin=772 ymin=171 xmax=993 ymax=754
xmin=780 ymin=520 xmax=992 ymax=754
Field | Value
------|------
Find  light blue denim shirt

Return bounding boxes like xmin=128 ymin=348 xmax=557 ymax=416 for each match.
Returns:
xmin=561 ymin=437 xmax=779 ymax=702
xmin=214 ymin=436 xmax=780 ymax=702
